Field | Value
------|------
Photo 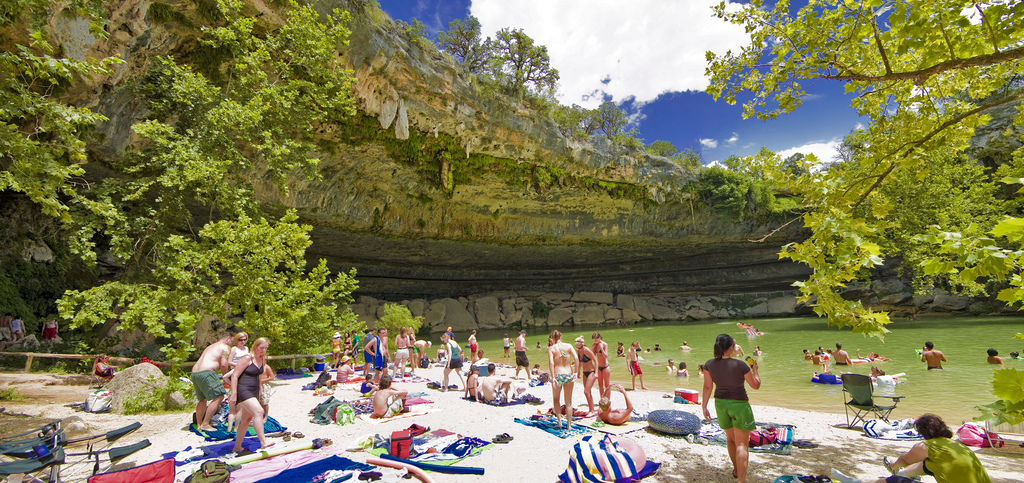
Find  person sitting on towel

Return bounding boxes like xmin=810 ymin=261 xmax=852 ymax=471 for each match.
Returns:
xmin=478 ymin=363 xmax=515 ymax=404
xmin=371 ymin=375 xmax=408 ymax=419
xmin=598 ymin=383 xmax=634 ymax=425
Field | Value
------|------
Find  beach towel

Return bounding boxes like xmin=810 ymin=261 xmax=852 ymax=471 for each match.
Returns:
xmin=358 ymin=404 xmax=433 ymax=424
xmin=188 ymin=417 xmax=286 ymax=442
xmin=249 ymin=455 xmax=374 ymax=483
xmin=162 ymin=439 xmax=263 ymax=465
xmin=514 ymin=416 xmax=597 ymax=439
xmin=591 ymin=420 xmax=647 ymax=437
xmin=694 ymin=419 xmax=794 ymax=455
xmin=88 ymin=458 xmax=175 ymax=483
xmin=864 ymin=419 xmax=922 ymax=440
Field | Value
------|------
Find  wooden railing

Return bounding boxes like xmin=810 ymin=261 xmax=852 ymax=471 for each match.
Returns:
xmin=0 ymin=352 xmax=330 ymax=372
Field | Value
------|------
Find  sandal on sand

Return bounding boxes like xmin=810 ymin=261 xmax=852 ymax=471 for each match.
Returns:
xmin=283 ymin=434 xmax=291 ymax=442
xmin=792 ymin=439 xmax=819 ymax=449
xmin=883 ymin=456 xmax=895 ymax=475
xmin=293 ymin=432 xmax=305 ymax=439
xmin=492 ymin=433 xmax=513 ymax=444
xmin=235 ymin=448 xmax=255 ymax=457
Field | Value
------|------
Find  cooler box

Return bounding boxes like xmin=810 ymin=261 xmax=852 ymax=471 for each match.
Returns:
xmin=674 ymin=388 xmax=698 ymax=404
xmin=314 ymin=362 xmax=326 ymax=371
xmin=472 ymin=364 xmax=490 ymax=376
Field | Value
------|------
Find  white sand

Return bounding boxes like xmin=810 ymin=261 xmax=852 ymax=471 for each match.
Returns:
xmin=2 ymin=367 xmax=1021 ymax=482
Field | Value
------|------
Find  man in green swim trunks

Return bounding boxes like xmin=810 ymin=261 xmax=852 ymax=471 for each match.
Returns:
xmin=831 ymin=413 xmax=991 ymax=483
xmin=191 ymin=332 xmax=233 ymax=431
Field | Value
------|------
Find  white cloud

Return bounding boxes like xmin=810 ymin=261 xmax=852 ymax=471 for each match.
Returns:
xmin=699 ymin=138 xmax=718 ymax=149
xmin=776 ymin=139 xmax=842 ymax=164
xmin=470 ymin=1 xmax=750 ymax=109
xmin=726 ymin=132 xmax=739 ymax=144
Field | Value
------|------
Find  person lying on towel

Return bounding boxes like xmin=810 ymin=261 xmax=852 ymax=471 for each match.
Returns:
xmin=371 ymin=375 xmax=408 ymax=418
xmin=598 ymin=384 xmax=633 ymax=425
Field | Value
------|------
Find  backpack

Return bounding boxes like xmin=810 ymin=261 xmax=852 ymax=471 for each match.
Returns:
xmin=749 ymin=429 xmax=778 ymax=447
xmin=184 ymin=459 xmax=230 ymax=483
xmin=85 ymin=389 xmax=113 ymax=413
xmin=419 ymin=356 xmax=429 ymax=368
xmin=315 ymin=369 xmax=331 ymax=388
xmin=956 ymin=423 xmax=985 ymax=447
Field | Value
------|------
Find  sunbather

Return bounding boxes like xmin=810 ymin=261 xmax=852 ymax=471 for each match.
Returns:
xmin=598 ymin=384 xmax=633 ymax=425
xmin=371 ymin=375 xmax=408 ymax=419
xmin=478 ymin=363 xmax=515 ymax=403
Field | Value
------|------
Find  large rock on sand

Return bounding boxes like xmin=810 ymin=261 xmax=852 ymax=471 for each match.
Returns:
xmin=105 ymin=363 xmax=167 ymax=413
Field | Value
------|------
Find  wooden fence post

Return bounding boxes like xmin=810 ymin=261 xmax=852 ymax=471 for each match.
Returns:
xmin=24 ymin=355 xmax=33 ymax=372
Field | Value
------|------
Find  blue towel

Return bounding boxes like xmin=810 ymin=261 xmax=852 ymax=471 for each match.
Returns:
xmin=188 ymin=416 xmax=286 ymax=442
xmin=514 ymin=417 xmax=596 ymax=439
xmin=251 ymin=456 xmax=373 ymax=483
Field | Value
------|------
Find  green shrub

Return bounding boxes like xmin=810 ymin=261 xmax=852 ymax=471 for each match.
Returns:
xmin=532 ymin=299 xmax=551 ymax=320
xmin=122 ymin=376 xmax=194 ymax=415
xmin=0 ymin=387 xmax=23 ymax=401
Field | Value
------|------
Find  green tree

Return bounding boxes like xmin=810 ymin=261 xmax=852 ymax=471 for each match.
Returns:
xmin=436 ymin=16 xmax=490 ymax=74
xmin=375 ymin=303 xmax=423 ymax=334
xmin=486 ymin=28 xmax=559 ymax=97
xmin=646 ymin=140 xmax=679 ymax=158
xmin=707 ymin=0 xmax=1024 ymax=422
xmin=595 ymin=101 xmax=627 ymax=139
xmin=673 ymin=148 xmax=704 ymax=171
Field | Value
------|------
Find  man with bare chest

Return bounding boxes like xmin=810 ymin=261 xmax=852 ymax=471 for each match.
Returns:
xmin=191 ymin=332 xmax=233 ymax=431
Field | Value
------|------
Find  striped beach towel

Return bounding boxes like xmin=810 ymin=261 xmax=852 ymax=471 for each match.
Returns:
xmin=562 ymin=434 xmax=638 ymax=483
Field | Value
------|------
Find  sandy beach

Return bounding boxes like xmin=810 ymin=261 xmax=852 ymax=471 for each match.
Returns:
xmin=1 ymin=366 xmax=1021 ymax=483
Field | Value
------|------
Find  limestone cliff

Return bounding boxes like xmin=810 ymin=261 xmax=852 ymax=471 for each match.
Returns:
xmin=51 ymin=0 xmax=809 ymax=301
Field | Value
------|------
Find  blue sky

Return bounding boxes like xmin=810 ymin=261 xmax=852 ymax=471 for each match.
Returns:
xmin=375 ymin=0 xmax=865 ymax=165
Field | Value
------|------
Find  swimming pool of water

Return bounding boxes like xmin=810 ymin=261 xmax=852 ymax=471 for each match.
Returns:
xmin=466 ymin=316 xmax=1024 ymax=423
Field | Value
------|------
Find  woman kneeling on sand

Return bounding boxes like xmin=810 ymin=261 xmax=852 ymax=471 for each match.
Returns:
xmin=831 ymin=413 xmax=991 ymax=483
xmin=231 ymin=337 xmax=274 ymax=453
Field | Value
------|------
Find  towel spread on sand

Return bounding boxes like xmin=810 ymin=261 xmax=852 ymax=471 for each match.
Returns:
xmin=864 ymin=419 xmax=922 ymax=440
xmin=696 ymin=419 xmax=795 ymax=455
xmin=514 ymin=417 xmax=597 ymax=439
xmin=188 ymin=416 xmax=286 ymax=442
xmin=358 ymin=404 xmax=433 ymax=424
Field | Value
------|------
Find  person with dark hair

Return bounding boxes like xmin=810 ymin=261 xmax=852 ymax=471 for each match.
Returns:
xmin=371 ymin=374 xmax=408 ymax=419
xmin=1010 ymin=351 xmax=1021 ymax=359
xmin=831 ymin=413 xmax=991 ymax=483
xmin=986 ymin=348 xmax=1004 ymax=366
xmin=701 ymin=333 xmax=761 ymax=483
xmin=833 ymin=342 xmax=851 ymax=365
xmin=626 ymin=341 xmax=647 ymax=390
xmin=441 ymin=331 xmax=465 ymax=392
xmin=592 ymin=332 xmax=611 ymax=396
xmin=921 ymin=341 xmax=946 ymax=369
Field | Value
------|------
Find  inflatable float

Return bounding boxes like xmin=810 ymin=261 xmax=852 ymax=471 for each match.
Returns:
xmin=811 ymin=373 xmax=842 ymax=384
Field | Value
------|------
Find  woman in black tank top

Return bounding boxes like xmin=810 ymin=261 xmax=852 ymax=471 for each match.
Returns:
xmin=230 ymin=337 xmax=274 ymax=453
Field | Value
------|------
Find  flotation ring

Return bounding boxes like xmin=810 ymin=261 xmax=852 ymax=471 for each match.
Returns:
xmin=811 ymin=373 xmax=842 ymax=384
xmin=647 ymin=409 xmax=702 ymax=435
xmin=849 ymin=359 xmax=870 ymax=365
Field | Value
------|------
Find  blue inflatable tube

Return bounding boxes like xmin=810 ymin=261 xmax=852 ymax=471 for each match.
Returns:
xmin=811 ymin=373 xmax=842 ymax=384
xmin=379 ymin=454 xmax=485 ymax=475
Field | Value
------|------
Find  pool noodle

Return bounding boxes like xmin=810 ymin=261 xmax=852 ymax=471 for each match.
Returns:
xmin=378 ymin=454 xmax=485 ymax=475
xmin=367 ymin=456 xmax=436 ymax=483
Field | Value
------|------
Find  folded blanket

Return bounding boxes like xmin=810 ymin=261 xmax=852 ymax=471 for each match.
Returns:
xmin=514 ymin=416 xmax=597 ymax=439
xmin=696 ymin=419 xmax=794 ymax=455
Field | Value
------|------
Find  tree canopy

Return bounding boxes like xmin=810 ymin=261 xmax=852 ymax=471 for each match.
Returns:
xmin=436 ymin=16 xmax=490 ymax=75
xmin=707 ymin=0 xmax=1024 ymax=422
xmin=3 ymin=0 xmax=364 ymax=361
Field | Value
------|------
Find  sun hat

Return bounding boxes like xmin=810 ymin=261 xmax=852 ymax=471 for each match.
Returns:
xmin=334 ymin=332 xmax=341 ymax=338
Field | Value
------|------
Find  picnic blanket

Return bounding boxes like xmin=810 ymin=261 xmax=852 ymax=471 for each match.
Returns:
xmin=358 ymin=404 xmax=433 ymax=424
xmin=695 ymin=419 xmax=795 ymax=455
xmin=589 ymin=419 xmax=648 ymax=436
xmin=188 ymin=416 xmax=286 ymax=442
xmin=366 ymin=430 xmax=495 ymax=467
xmin=864 ymin=419 xmax=922 ymax=440
xmin=514 ymin=416 xmax=597 ymax=439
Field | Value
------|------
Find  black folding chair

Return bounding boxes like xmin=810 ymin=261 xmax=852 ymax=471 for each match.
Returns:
xmin=0 ymin=447 xmax=64 ymax=483
xmin=61 ymin=422 xmax=149 ymax=479
xmin=841 ymin=373 xmax=904 ymax=428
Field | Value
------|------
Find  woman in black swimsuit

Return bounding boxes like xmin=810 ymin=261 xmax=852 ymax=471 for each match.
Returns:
xmin=230 ymin=337 xmax=274 ymax=454
xmin=575 ymin=336 xmax=598 ymax=415
xmin=592 ymin=332 xmax=611 ymax=396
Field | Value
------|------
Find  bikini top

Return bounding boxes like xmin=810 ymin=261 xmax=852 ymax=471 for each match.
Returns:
xmin=579 ymin=352 xmax=592 ymax=363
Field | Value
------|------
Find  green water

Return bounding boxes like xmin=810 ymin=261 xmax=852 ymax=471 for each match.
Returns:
xmin=470 ymin=316 xmax=1024 ymax=423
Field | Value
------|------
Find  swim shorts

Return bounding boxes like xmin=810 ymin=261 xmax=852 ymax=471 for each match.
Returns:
xmin=555 ymin=373 xmax=574 ymax=387
xmin=364 ymin=351 xmax=373 ymax=364
xmin=449 ymin=357 xmax=463 ymax=369
xmin=516 ymin=350 xmax=529 ymax=368
xmin=628 ymin=360 xmax=642 ymax=376
xmin=191 ymin=369 xmax=227 ymax=401
xmin=470 ymin=344 xmax=478 ymax=355
xmin=927 ymin=366 xmax=942 ymax=370
xmin=386 ymin=398 xmax=404 ymax=417
xmin=714 ymin=398 xmax=755 ymax=431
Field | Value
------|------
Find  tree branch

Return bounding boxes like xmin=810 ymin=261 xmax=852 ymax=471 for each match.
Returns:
xmin=871 ymin=14 xmax=893 ymax=76
xmin=974 ymin=2 xmax=1001 ymax=53
xmin=821 ymin=46 xmax=1024 ymax=83
xmin=749 ymin=212 xmax=806 ymax=243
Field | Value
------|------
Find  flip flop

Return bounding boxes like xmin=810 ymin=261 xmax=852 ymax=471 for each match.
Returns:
xmin=492 ymin=433 xmax=513 ymax=444
xmin=791 ymin=439 xmax=819 ymax=449
xmin=235 ymin=448 xmax=255 ymax=457
xmin=293 ymin=431 xmax=305 ymax=439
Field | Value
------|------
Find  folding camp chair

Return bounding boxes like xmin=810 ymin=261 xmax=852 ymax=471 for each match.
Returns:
xmin=0 ymin=447 xmax=64 ymax=483
xmin=985 ymin=419 xmax=1024 ymax=454
xmin=0 ymin=421 xmax=60 ymax=444
xmin=61 ymin=422 xmax=149 ymax=479
xmin=841 ymin=373 xmax=904 ymax=428
xmin=0 ymin=429 xmax=65 ymax=459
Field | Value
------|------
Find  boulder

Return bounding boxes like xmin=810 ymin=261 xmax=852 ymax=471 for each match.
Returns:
xmin=633 ymin=298 xmax=654 ymax=320
xmin=766 ymin=296 xmax=797 ymax=315
xmin=871 ymin=278 xmax=910 ymax=295
xmin=574 ymin=306 xmax=607 ymax=325
xmin=604 ymin=308 xmax=622 ymax=322
xmin=506 ymin=310 xmax=523 ymax=326
xmin=423 ymin=300 xmax=447 ymax=328
xmin=572 ymin=292 xmax=614 ymax=305
xmin=685 ymin=308 xmax=710 ymax=320
xmin=540 ymin=293 xmax=572 ymax=302
xmin=880 ymin=293 xmax=913 ymax=305
xmin=547 ymin=308 xmax=574 ymax=326
xmin=440 ymin=298 xmax=476 ymax=331
xmin=165 ymin=391 xmax=189 ymax=409
xmin=931 ymin=289 xmax=970 ymax=311
xmin=473 ymin=296 xmax=502 ymax=329
xmin=710 ymin=309 xmax=731 ymax=318
xmin=648 ymin=302 xmax=681 ymax=321
xmin=105 ymin=363 xmax=167 ymax=414
xmin=21 ymin=241 xmax=54 ymax=263
xmin=742 ymin=302 xmax=768 ymax=316
xmin=501 ymin=298 xmax=516 ymax=319
xmin=621 ymin=309 xmax=640 ymax=322
xmin=615 ymin=294 xmax=635 ymax=311
xmin=408 ymin=299 xmax=427 ymax=317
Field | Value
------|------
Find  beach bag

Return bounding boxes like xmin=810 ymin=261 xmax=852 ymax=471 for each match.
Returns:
xmin=183 ymin=460 xmax=229 ymax=483
xmin=768 ymin=427 xmax=793 ymax=445
xmin=315 ymin=369 xmax=331 ymax=388
xmin=86 ymin=389 xmax=113 ymax=413
xmin=749 ymin=429 xmax=777 ymax=447
xmin=333 ymin=404 xmax=355 ymax=426
xmin=956 ymin=423 xmax=985 ymax=447
xmin=562 ymin=434 xmax=640 ymax=483
xmin=419 ymin=356 xmax=429 ymax=368
xmin=981 ymin=431 xmax=1004 ymax=448
xmin=390 ymin=430 xmax=411 ymax=459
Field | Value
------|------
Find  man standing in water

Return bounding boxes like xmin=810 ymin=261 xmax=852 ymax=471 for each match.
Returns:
xmin=514 ymin=330 xmax=530 ymax=379
xmin=833 ymin=343 xmax=852 ymax=366
xmin=191 ymin=332 xmax=233 ymax=431
xmin=922 ymin=341 xmax=946 ymax=370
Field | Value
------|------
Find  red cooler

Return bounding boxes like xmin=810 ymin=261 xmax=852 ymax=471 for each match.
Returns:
xmin=675 ymin=388 xmax=699 ymax=404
